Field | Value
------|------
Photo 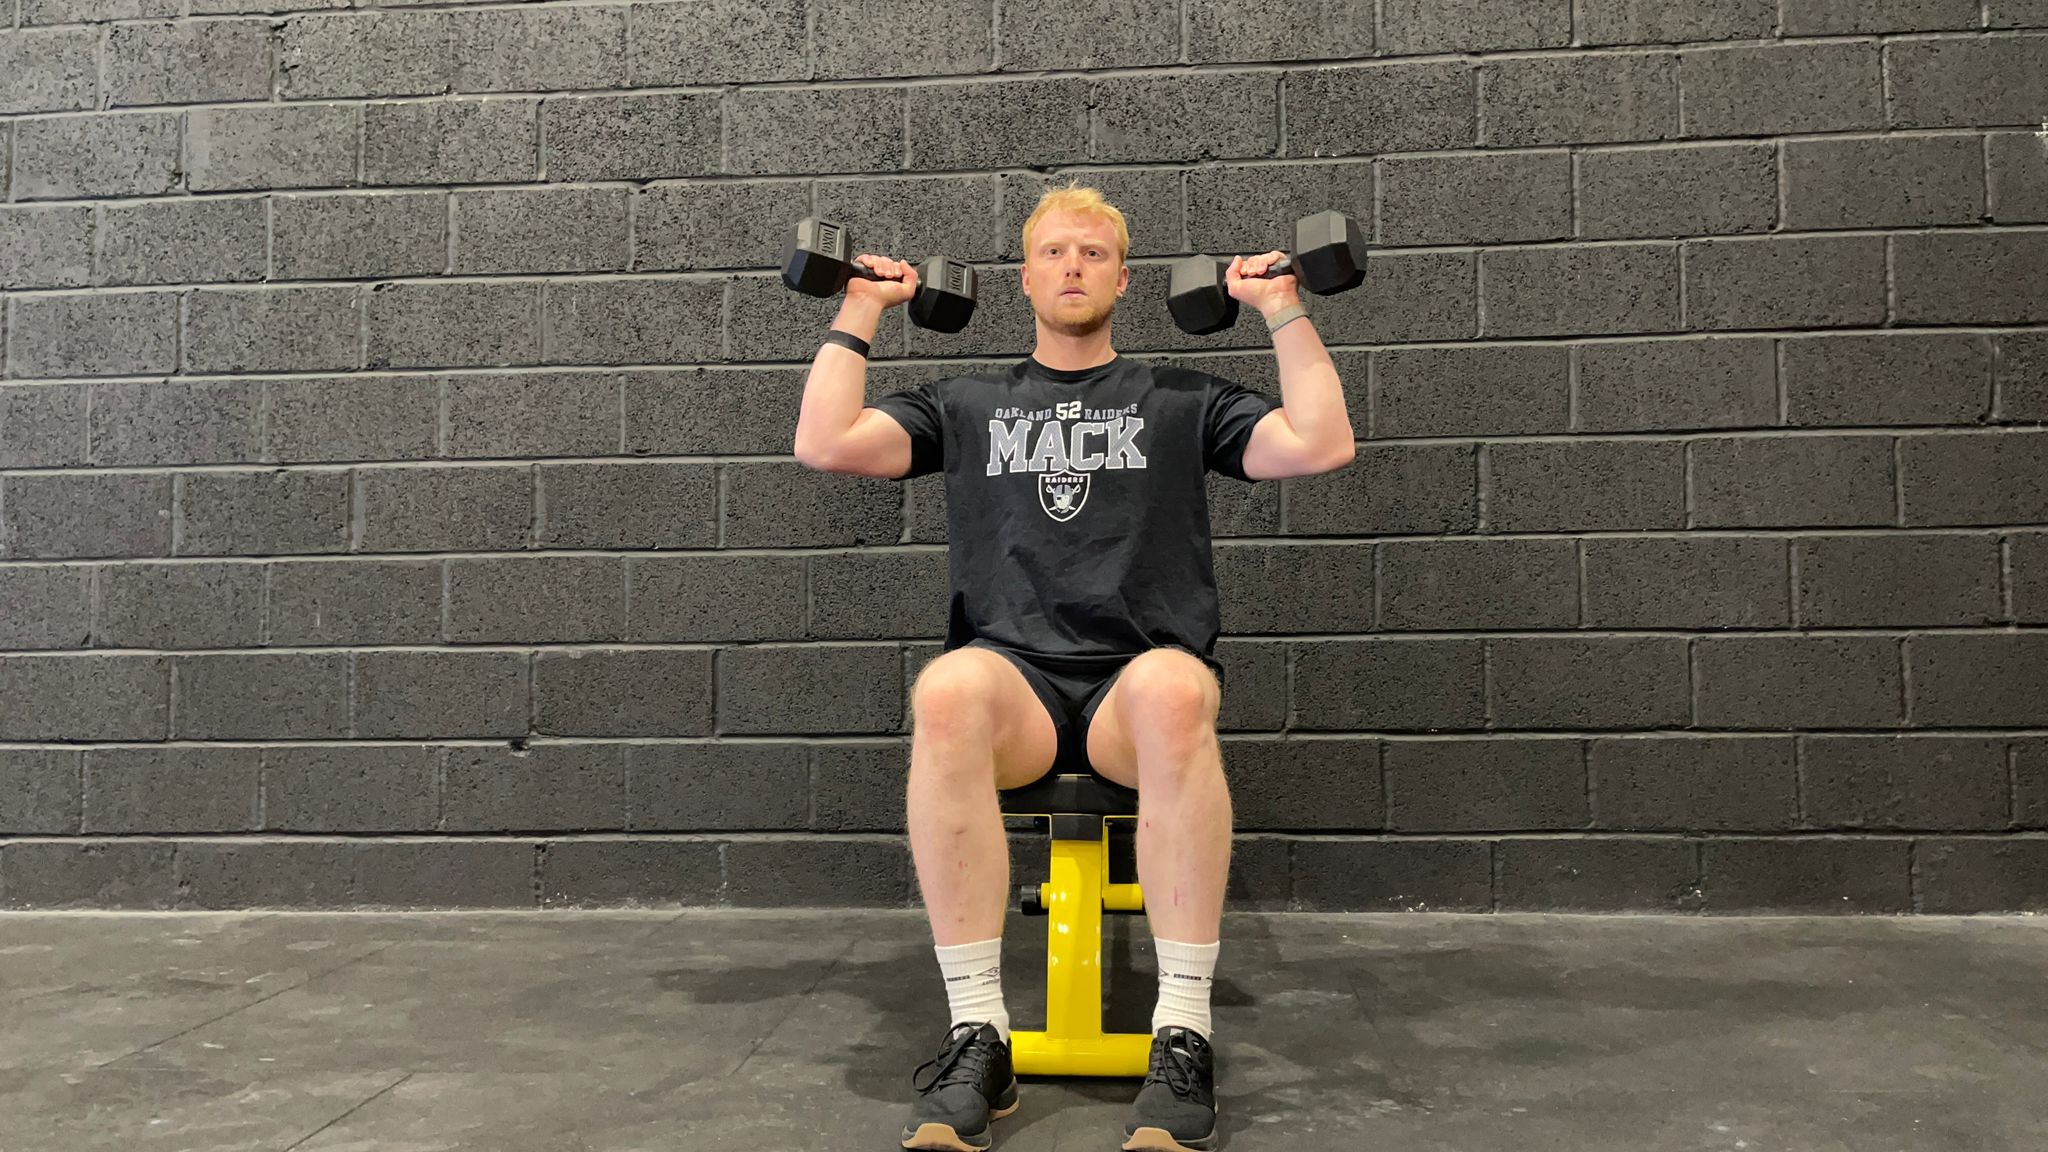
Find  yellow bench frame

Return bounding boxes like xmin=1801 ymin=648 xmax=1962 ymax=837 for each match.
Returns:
xmin=999 ymin=772 xmax=1151 ymax=1078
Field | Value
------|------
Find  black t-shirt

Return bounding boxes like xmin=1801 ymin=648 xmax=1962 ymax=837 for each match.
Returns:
xmin=869 ymin=354 xmax=1281 ymax=685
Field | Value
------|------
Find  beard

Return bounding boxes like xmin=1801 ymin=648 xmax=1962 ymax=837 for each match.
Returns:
xmin=1036 ymin=289 xmax=1116 ymax=337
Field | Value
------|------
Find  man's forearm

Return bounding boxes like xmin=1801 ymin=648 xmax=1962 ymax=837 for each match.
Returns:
xmin=793 ymin=296 xmax=884 ymax=464
xmin=1262 ymin=304 xmax=1355 ymax=457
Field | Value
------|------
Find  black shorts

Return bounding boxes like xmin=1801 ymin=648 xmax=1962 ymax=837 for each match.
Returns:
xmin=962 ymin=640 xmax=1224 ymax=778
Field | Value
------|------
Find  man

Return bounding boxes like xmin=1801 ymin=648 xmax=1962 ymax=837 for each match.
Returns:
xmin=792 ymin=185 xmax=1357 ymax=1151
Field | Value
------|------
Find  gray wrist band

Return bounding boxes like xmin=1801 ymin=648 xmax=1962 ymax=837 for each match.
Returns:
xmin=1264 ymin=303 xmax=1309 ymax=334
xmin=822 ymin=329 xmax=870 ymax=358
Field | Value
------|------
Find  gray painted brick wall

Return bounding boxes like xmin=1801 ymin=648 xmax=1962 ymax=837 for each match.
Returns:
xmin=0 ymin=0 xmax=2045 ymax=915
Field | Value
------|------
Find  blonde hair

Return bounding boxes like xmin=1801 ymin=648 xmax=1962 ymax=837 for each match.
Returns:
xmin=1021 ymin=183 xmax=1129 ymax=262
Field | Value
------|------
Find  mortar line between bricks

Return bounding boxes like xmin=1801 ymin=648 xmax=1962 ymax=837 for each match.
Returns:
xmin=1980 ymin=132 xmax=1995 ymax=221
xmin=1792 ymin=735 xmax=1806 ymax=826
xmin=1891 ymin=437 xmax=1906 ymax=525
xmin=1788 ymin=540 xmax=1801 ymax=627
xmin=1685 ymin=637 xmax=1699 ymax=727
xmin=1898 ymin=637 xmax=1913 ymax=725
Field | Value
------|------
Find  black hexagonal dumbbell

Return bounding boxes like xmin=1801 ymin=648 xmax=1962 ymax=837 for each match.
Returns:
xmin=1166 ymin=210 xmax=1368 ymax=336
xmin=780 ymin=216 xmax=979 ymax=333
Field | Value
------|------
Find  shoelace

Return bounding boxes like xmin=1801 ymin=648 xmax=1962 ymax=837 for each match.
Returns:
xmin=1144 ymin=1032 xmax=1207 ymax=1102
xmin=912 ymin=1026 xmax=991 ymax=1094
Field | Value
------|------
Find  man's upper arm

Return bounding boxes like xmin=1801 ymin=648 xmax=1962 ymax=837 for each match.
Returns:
xmin=815 ymin=407 xmax=916 ymax=478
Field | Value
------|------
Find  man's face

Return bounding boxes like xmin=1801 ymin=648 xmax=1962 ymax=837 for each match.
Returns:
xmin=1021 ymin=211 xmax=1130 ymax=336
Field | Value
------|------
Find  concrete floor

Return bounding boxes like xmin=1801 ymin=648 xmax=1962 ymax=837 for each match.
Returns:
xmin=0 ymin=910 xmax=2044 ymax=1151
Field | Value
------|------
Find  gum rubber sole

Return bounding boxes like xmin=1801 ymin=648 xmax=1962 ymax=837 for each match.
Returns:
xmin=1121 ymin=1125 xmax=1216 ymax=1152
xmin=901 ymin=1097 xmax=1020 ymax=1151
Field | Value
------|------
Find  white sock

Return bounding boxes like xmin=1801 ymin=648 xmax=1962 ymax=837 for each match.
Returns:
xmin=935 ymin=938 xmax=1010 ymax=1044
xmin=1152 ymin=937 xmax=1220 ymax=1041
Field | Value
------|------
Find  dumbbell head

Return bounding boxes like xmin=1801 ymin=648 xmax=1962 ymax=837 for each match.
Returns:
xmin=1164 ymin=210 xmax=1370 ymax=335
xmin=780 ymin=217 xmax=978 ymax=332
xmin=909 ymin=257 xmax=977 ymax=333
xmin=1166 ymin=256 xmax=1240 ymax=336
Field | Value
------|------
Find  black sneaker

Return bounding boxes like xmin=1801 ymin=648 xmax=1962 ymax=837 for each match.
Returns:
xmin=901 ymin=1022 xmax=1020 ymax=1151
xmin=1121 ymin=1026 xmax=1217 ymax=1151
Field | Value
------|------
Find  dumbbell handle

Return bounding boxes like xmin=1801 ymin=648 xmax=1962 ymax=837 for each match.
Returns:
xmin=1234 ymin=253 xmax=1296 ymax=280
xmin=848 ymin=256 xmax=911 ymax=284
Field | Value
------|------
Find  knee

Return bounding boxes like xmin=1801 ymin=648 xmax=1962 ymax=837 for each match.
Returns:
xmin=909 ymin=651 xmax=1004 ymax=740
xmin=1114 ymin=650 xmax=1219 ymax=749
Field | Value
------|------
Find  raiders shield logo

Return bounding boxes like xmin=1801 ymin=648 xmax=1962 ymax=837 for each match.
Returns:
xmin=1040 ymin=471 xmax=1089 ymax=522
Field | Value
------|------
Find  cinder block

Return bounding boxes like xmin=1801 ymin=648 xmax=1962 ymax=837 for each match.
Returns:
xmin=0 ymin=206 xmax=92 ymax=290
xmin=1899 ymin=430 xmax=2048 ymax=526
xmin=626 ymin=737 xmax=811 ymax=828
xmin=1989 ymin=0 xmax=2048 ymax=26
xmin=808 ymin=550 xmax=948 ymax=640
xmin=354 ymin=464 xmax=530 ymax=552
xmin=2019 ymin=737 xmax=2048 ymax=826
xmin=1917 ymin=840 xmax=2048 ymax=913
xmin=1479 ymin=53 xmax=1678 ymax=148
xmin=26 ymin=0 xmax=177 ymax=21
xmin=0 ymin=749 xmax=82 ymax=834
xmin=814 ymin=176 xmax=1004 ymax=264
xmin=0 ymin=28 xmax=97 ymax=115
xmin=724 ymin=462 xmax=903 ymax=548
xmin=176 ymin=470 xmax=350 ymax=556
xmin=1679 ymin=43 xmax=1883 ymax=136
xmin=0 ymin=842 xmax=178 ymax=910
xmin=365 ymin=281 xmax=539 ymax=370
xmin=728 ymin=86 xmax=904 ymax=175
xmin=1802 ymin=736 xmax=2009 ymax=831
xmin=1782 ymin=0 xmax=1980 ymax=33
xmin=1583 ymin=536 xmax=1790 ymax=628
xmin=96 ymin=198 xmax=268 ymax=288
xmin=1292 ymin=638 xmax=1484 ymax=732
xmin=1782 ymin=334 xmax=1992 ymax=427
xmin=537 ymin=462 xmax=716 ymax=551
xmin=453 ymin=188 xmax=629 ymax=275
xmin=1386 ymin=737 xmax=1586 ymax=831
xmin=452 ymin=6 xmax=625 ymax=93
xmin=279 ymin=11 xmax=453 ymax=99
xmin=262 ymin=737 xmax=438 ymax=828
xmin=1299 ymin=251 xmax=1477 ymax=346
xmin=1886 ymin=37 xmax=2048 ymax=128
xmin=1691 ymin=435 xmax=1895 ymax=527
xmin=999 ymin=0 xmax=1179 ymax=68
xmin=265 ymin=375 xmax=439 ymax=463
xmin=1372 ymin=345 xmax=1568 ymax=437
xmin=1210 ymin=470 xmax=1283 ymax=538
xmin=629 ymin=0 xmax=807 ymax=85
xmin=1292 ymin=838 xmax=1492 ymax=912
xmin=812 ymin=0 xmax=988 ymax=77
xmin=1213 ymin=639 xmax=1287 ymax=732
xmin=267 ymin=559 xmax=444 ymax=645
xmin=1578 ymin=143 xmax=1776 ymax=240
xmin=1988 ymin=131 xmax=2048 ymax=223
xmin=1214 ymin=542 xmax=1373 ymax=635
xmin=0 ymin=654 xmax=167 ymax=739
xmin=187 ymin=105 xmax=358 ymax=192
xmin=1382 ymin=0 xmax=1568 ymax=52
xmin=1577 ymin=0 xmax=1775 ymax=44
xmin=0 ymin=473 xmax=173 ymax=559
xmin=543 ymin=279 xmax=725 ymax=366
xmin=726 ymin=838 xmax=910 ymax=907
xmin=88 ymin=378 xmax=263 ymax=467
xmin=1683 ymin=236 xmax=1888 ymax=331
xmin=809 ymin=742 xmax=904 ymax=832
xmin=0 ymin=565 xmax=91 ymax=650
xmin=186 ymin=0 xmax=346 ymax=15
xmin=82 ymin=747 xmax=261 ymax=834
xmin=445 ymin=557 xmax=626 ymax=643
xmin=533 ymin=650 xmax=715 ymax=737
xmin=1181 ymin=162 xmax=1370 ymax=263
xmin=173 ymin=653 xmax=348 ymax=739
xmin=1783 ymin=136 xmax=1984 ymax=230
xmin=106 ymin=20 xmax=272 ymax=107
xmin=353 ymin=650 xmax=529 ymax=738
xmin=1894 ymin=233 xmax=2048 ymax=325
xmin=1380 ymin=153 xmax=1570 ymax=246
xmin=1480 ymin=244 xmax=1679 ymax=338
xmin=1699 ymin=839 xmax=1910 ymax=913
xmin=540 ymin=839 xmax=723 ymax=907
xmin=8 ymin=291 xmax=178 ymax=378
xmin=96 ymin=562 xmax=265 ymax=649
xmin=1490 ymin=637 xmax=1691 ymax=730
xmin=1227 ymin=738 xmax=1380 ymax=830
xmin=546 ymin=93 xmax=723 ymax=181
xmin=717 ymin=644 xmax=904 ymax=735
xmin=1797 ymin=534 xmax=2001 ymax=627
xmin=446 ymin=372 xmax=622 ymax=460
xmin=2015 ymin=532 xmax=2048 ymax=622
xmin=1906 ymin=634 xmax=2048 ymax=726
xmin=365 ymin=98 xmax=535 ymax=186
xmin=728 ymin=271 xmax=908 ymax=361
xmin=906 ymin=79 xmax=1088 ymax=170
xmin=353 ymin=840 xmax=536 ymax=908
xmin=1577 ymin=337 xmax=1777 ymax=432
xmin=0 ymin=383 xmax=87 ymax=468
xmin=174 ymin=841 xmax=355 ymax=909
xmin=1285 ymin=61 xmax=1476 ymax=155
xmin=624 ymin=367 xmax=805 ymax=457
xmin=1285 ymin=442 xmax=1476 ymax=536
xmin=624 ymin=555 xmax=806 ymax=643
xmin=1588 ymin=736 xmax=1797 ymax=830
xmin=1092 ymin=73 xmax=1278 ymax=163
xmin=635 ymin=181 xmax=812 ymax=272
xmin=1487 ymin=440 xmax=1686 ymax=531
xmin=1694 ymin=636 xmax=1902 ymax=729
xmin=274 ymin=193 xmax=447 ymax=279
xmin=1379 ymin=539 xmax=1578 ymax=630
xmin=17 ymin=113 xmax=177 ymax=198
xmin=1188 ymin=0 xmax=1374 ymax=61
xmin=1496 ymin=839 xmax=1702 ymax=913
xmin=185 ymin=286 xmax=363 ymax=374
